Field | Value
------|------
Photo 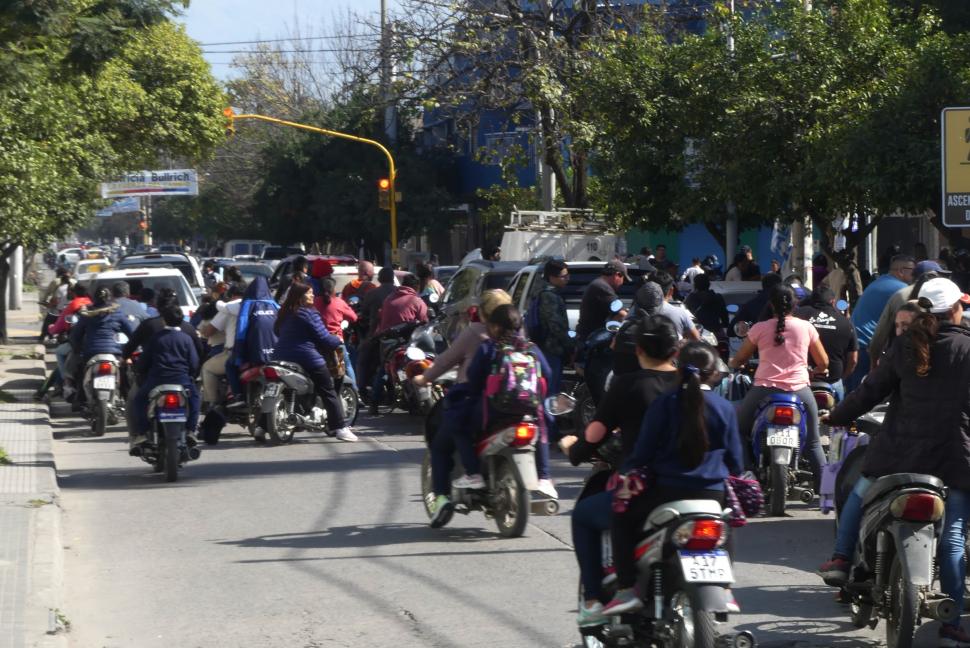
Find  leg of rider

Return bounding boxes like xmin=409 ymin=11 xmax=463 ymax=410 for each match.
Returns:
xmin=573 ymin=490 xmax=612 ymax=603
xmin=545 ymin=354 xmax=563 ymax=441
xmin=939 ymin=487 xmax=970 ymax=627
xmin=734 ymin=385 xmax=775 ymax=469
xmin=355 ymin=337 xmax=377 ymax=393
xmin=306 ymin=365 xmax=346 ymax=431
xmin=832 ymin=476 xmax=873 ymax=559
xmin=185 ymin=382 xmax=201 ymax=433
xmin=341 ymin=345 xmax=357 ymax=391
xmin=201 ymin=350 xmax=228 ymax=404
xmin=225 ymin=358 xmax=243 ymax=398
xmin=794 ymin=385 xmax=826 ymax=485
xmin=449 ymin=392 xmax=480 ymax=476
xmin=830 ymin=379 xmax=845 ymax=402
xmin=430 ymin=424 xmax=456 ymax=496
xmin=535 ymin=428 xmax=551 ymax=480
xmin=132 ymin=380 xmax=153 ymax=437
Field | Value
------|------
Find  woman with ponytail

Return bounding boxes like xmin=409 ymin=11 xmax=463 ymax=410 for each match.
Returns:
xmin=818 ymin=277 xmax=970 ymax=644
xmin=730 ymin=284 xmax=829 ymax=484
xmin=601 ymin=342 xmax=743 ymax=617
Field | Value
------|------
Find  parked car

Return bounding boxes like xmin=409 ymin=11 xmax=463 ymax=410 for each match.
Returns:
xmin=433 ymin=265 xmax=458 ymax=287
xmin=56 ymin=248 xmax=85 ymax=269
xmin=116 ymin=252 xmax=205 ymax=297
xmin=259 ymin=245 xmax=305 ymax=270
xmin=222 ymin=239 xmax=269 ymax=258
xmin=83 ymin=268 xmax=199 ymax=319
xmin=268 ymin=254 xmax=358 ymax=291
xmin=508 ymin=261 xmax=648 ymax=331
xmin=224 ymin=262 xmax=272 ymax=284
xmin=438 ymin=260 xmax=527 ymax=342
xmin=73 ymin=259 xmax=112 ymax=282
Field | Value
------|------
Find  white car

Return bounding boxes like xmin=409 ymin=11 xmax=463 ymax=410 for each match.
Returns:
xmin=56 ymin=248 xmax=85 ymax=269
xmin=83 ymin=268 xmax=199 ymax=320
xmin=73 ymin=259 xmax=113 ymax=282
xmin=115 ymin=252 xmax=206 ymax=298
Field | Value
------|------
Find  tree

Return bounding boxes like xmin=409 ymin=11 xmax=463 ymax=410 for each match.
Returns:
xmin=0 ymin=2 xmax=224 ymax=342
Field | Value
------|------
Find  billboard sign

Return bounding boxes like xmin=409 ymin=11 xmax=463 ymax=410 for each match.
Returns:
xmin=100 ymin=169 xmax=198 ymax=199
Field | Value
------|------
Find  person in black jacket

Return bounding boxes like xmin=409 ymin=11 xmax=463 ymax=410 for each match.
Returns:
xmin=684 ymin=273 xmax=729 ymax=338
xmin=818 ymin=277 xmax=970 ymax=646
xmin=562 ymin=315 xmax=679 ymax=628
xmin=131 ymin=302 xmax=201 ymax=447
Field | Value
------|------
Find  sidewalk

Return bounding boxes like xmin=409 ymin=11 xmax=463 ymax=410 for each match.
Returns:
xmin=0 ymin=288 xmax=66 ymax=647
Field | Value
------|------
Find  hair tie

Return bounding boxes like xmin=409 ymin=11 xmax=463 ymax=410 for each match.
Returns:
xmin=684 ymin=364 xmax=701 ymax=377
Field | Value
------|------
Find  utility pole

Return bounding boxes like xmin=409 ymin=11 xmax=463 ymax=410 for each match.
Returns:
xmin=724 ymin=0 xmax=737 ymax=266
xmin=793 ymin=0 xmax=814 ymax=287
xmin=381 ymin=0 xmax=397 ymax=144
xmin=538 ymin=0 xmax=556 ymax=210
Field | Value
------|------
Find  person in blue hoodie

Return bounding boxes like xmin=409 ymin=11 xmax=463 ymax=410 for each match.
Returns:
xmin=131 ymin=302 xmax=201 ymax=446
xmin=226 ymin=276 xmax=279 ymax=408
xmin=70 ymin=287 xmax=137 ymax=407
xmin=272 ymin=282 xmax=356 ymax=441
xmin=595 ymin=341 xmax=743 ymax=621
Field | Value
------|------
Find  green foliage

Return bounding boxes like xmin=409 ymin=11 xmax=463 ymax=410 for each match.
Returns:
xmin=475 ymin=144 xmax=541 ymax=227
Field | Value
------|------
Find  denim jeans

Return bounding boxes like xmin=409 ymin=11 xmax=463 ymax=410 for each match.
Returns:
xmin=573 ymin=490 xmax=612 ymax=601
xmin=833 ymin=476 xmax=873 ymax=558
xmin=430 ymin=390 xmax=479 ymax=496
xmin=830 ymin=379 xmax=845 ymax=402
xmin=544 ymin=353 xmax=563 ymax=441
xmin=845 ymin=349 xmax=870 ymax=392
xmin=341 ymin=345 xmax=357 ymax=389
xmin=940 ymin=487 xmax=970 ymax=628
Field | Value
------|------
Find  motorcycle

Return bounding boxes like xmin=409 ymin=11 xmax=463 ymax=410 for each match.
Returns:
xmin=82 ymin=353 xmax=123 ymax=436
xmin=548 ymin=394 xmax=755 ymax=648
xmin=132 ymin=385 xmax=201 ymax=482
xmin=748 ymin=390 xmax=815 ymax=516
xmin=573 ymin=300 xmax=625 ymax=431
xmin=373 ymin=321 xmax=432 ymax=415
xmin=419 ymin=391 xmax=559 ymax=538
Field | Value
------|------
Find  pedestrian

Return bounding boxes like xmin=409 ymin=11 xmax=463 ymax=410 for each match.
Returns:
xmin=274 ymin=256 xmax=308 ymax=303
xmin=684 ymin=273 xmax=729 ymax=338
xmin=680 ymin=257 xmax=704 ymax=288
xmin=486 ymin=246 xmax=502 ymax=262
xmin=576 ymin=260 xmax=628 ymax=342
xmin=528 ymin=259 xmax=574 ymax=437
xmin=652 ymin=244 xmax=677 ymax=275
xmin=724 ymin=252 xmax=748 ymax=282
xmin=342 ymin=260 xmax=376 ymax=301
xmin=646 ymin=270 xmax=700 ymax=340
xmin=846 ymin=254 xmax=914 ymax=389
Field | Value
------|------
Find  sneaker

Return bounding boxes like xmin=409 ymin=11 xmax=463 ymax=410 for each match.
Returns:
xmin=536 ymin=478 xmax=559 ymax=499
xmin=577 ymin=601 xmax=607 ymax=628
xmin=818 ymin=556 xmax=851 ymax=586
xmin=430 ymin=495 xmax=454 ymax=528
xmin=225 ymin=397 xmax=246 ymax=410
xmin=335 ymin=427 xmax=358 ymax=442
xmin=452 ymin=473 xmax=486 ymax=490
xmin=940 ymin=624 xmax=970 ymax=648
xmin=603 ymin=588 xmax=643 ymax=615
xmin=601 ymin=566 xmax=617 ymax=588
xmin=725 ymin=588 xmax=741 ymax=614
xmin=129 ymin=434 xmax=147 ymax=448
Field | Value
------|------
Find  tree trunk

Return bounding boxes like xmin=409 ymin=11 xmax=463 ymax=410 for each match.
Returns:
xmin=0 ymin=248 xmax=10 ymax=345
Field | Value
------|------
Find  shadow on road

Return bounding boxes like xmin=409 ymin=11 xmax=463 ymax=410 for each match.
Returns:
xmin=216 ymin=522 xmax=497 ymax=551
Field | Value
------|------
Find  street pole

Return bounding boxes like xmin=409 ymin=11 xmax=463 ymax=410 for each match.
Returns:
xmin=226 ymin=110 xmax=398 ymax=261
xmin=7 ymin=246 xmax=22 ymax=311
xmin=538 ymin=0 xmax=555 ymax=211
xmin=381 ymin=0 xmax=397 ymax=145
xmin=724 ymin=0 xmax=738 ymax=265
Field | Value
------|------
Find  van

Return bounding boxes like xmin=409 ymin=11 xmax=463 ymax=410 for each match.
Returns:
xmin=223 ymin=239 xmax=270 ymax=258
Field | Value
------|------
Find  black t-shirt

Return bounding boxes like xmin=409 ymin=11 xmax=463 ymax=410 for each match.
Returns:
xmin=794 ymin=303 xmax=858 ymax=383
xmin=576 ymin=277 xmax=618 ymax=341
xmin=685 ymin=289 xmax=729 ymax=334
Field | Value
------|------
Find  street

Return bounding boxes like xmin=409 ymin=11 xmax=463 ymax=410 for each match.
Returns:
xmin=49 ymin=397 xmax=946 ymax=647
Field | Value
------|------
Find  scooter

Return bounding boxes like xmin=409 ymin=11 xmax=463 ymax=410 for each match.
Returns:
xmin=82 ymin=353 xmax=123 ymax=436
xmin=133 ymin=385 xmax=201 ymax=482
xmin=258 ymin=360 xmax=357 ymax=443
xmin=749 ymin=392 xmax=814 ymax=516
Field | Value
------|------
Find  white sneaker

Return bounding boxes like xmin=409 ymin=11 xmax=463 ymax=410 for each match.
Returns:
xmin=129 ymin=434 xmax=147 ymax=447
xmin=536 ymin=478 xmax=559 ymax=499
xmin=334 ymin=427 xmax=358 ymax=442
xmin=310 ymin=406 xmax=326 ymax=423
xmin=452 ymin=473 xmax=486 ymax=490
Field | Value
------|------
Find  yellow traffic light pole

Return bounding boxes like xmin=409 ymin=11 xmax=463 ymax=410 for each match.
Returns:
xmin=223 ymin=109 xmax=398 ymax=257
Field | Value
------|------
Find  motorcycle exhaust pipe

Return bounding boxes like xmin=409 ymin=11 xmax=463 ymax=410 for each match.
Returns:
xmin=530 ymin=500 xmax=560 ymax=516
xmin=187 ymin=446 xmax=201 ymax=461
xmin=923 ymin=597 xmax=958 ymax=622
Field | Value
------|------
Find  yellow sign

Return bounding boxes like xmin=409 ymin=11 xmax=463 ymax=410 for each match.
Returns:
xmin=942 ymin=107 xmax=970 ymax=227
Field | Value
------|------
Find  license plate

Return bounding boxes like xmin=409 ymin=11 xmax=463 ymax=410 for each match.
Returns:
xmin=679 ymin=550 xmax=734 ymax=583
xmin=766 ymin=426 xmax=799 ymax=448
xmin=93 ymin=375 xmax=115 ymax=390
xmin=158 ymin=409 xmax=186 ymax=422
xmin=264 ymin=383 xmax=282 ymax=397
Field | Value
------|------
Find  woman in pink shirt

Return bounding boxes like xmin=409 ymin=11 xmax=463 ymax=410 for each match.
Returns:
xmin=314 ymin=277 xmax=359 ymax=387
xmin=728 ymin=284 xmax=829 ymax=482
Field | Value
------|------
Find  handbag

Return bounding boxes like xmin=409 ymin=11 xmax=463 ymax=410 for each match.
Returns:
xmin=324 ymin=345 xmax=346 ymax=380
xmin=725 ymin=475 xmax=764 ymax=527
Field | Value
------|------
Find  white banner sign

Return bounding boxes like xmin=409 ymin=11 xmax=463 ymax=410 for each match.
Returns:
xmin=100 ymin=169 xmax=198 ymax=199
xmin=95 ymin=196 xmax=141 ymax=217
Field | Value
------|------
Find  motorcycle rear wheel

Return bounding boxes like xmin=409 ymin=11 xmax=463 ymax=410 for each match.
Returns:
xmin=670 ymin=589 xmax=717 ymax=648
xmin=246 ymin=382 xmax=261 ymax=438
xmin=494 ymin=457 xmax=529 ymax=538
xmin=886 ymin=554 xmax=918 ymax=648
xmin=91 ymin=401 xmax=108 ymax=437
xmin=266 ymin=397 xmax=295 ymax=444
xmin=768 ymin=462 xmax=788 ymax=517
xmin=340 ymin=383 xmax=359 ymax=426
xmin=572 ymin=383 xmax=595 ymax=432
xmin=164 ymin=440 xmax=179 ymax=483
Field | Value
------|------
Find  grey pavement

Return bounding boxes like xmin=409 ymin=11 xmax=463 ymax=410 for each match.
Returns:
xmin=0 ymin=289 xmax=65 ymax=648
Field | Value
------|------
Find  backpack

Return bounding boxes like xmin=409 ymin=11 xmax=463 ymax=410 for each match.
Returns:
xmin=524 ymin=291 xmax=544 ymax=345
xmin=485 ymin=341 xmax=543 ymax=417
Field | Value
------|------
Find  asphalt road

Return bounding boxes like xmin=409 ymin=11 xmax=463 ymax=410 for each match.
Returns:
xmin=50 ymin=403 xmax=950 ymax=647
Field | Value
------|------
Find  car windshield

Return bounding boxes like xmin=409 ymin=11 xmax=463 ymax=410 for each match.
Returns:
xmin=234 ymin=264 xmax=272 ymax=280
xmin=559 ymin=268 xmax=648 ymax=304
xmin=89 ymin=276 xmax=195 ymax=306
xmin=118 ymin=257 xmax=198 ymax=287
xmin=262 ymin=247 xmax=301 ymax=260
xmin=484 ymin=271 xmax=516 ymax=291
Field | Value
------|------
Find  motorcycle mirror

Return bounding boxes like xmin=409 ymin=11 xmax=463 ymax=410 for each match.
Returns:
xmin=726 ymin=303 xmax=740 ymax=314
xmin=609 ymin=298 xmax=624 ymax=313
xmin=348 ymin=295 xmax=360 ymax=306
xmin=114 ymin=332 xmax=129 ymax=344
xmin=67 ymin=315 xmax=79 ymax=325
xmin=733 ymin=321 xmax=750 ymax=338
xmin=340 ymin=320 xmax=349 ymax=330
xmin=567 ymin=330 xmax=577 ymax=339
xmin=405 ymin=347 xmax=427 ymax=362
xmin=836 ymin=299 xmax=849 ymax=311
xmin=428 ymin=292 xmax=440 ymax=304
xmin=605 ymin=320 xmax=622 ymax=333
xmin=544 ymin=393 xmax=576 ymax=416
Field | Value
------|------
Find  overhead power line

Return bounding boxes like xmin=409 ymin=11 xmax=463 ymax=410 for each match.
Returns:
xmin=202 ymin=47 xmax=378 ymax=54
xmin=198 ymin=34 xmax=374 ymax=47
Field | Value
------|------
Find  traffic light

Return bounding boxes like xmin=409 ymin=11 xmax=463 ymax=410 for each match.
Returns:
xmin=378 ymin=177 xmax=391 ymax=210
xmin=223 ymin=107 xmax=235 ymax=138
xmin=138 ymin=210 xmax=148 ymax=230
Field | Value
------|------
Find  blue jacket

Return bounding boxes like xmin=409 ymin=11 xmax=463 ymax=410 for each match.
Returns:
xmin=70 ymin=303 xmax=137 ymax=360
xmin=136 ymin=327 xmax=200 ymax=386
xmin=623 ymin=389 xmax=743 ymax=491
xmin=852 ymin=274 xmax=907 ymax=348
xmin=232 ymin=277 xmax=279 ymax=366
xmin=115 ymin=297 xmax=148 ymax=324
xmin=271 ymin=306 xmax=342 ymax=370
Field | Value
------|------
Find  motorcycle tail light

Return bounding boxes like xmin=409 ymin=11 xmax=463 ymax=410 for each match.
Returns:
xmin=814 ymin=391 xmax=835 ymax=410
xmin=633 ymin=539 xmax=654 ymax=562
xmin=770 ymin=405 xmax=800 ymax=426
xmin=890 ymin=493 xmax=944 ymax=522
xmin=511 ymin=423 xmax=537 ymax=447
xmin=241 ymin=366 xmax=263 ymax=383
xmin=405 ymin=359 xmax=432 ymax=379
xmin=263 ymin=366 xmax=280 ymax=380
xmin=162 ymin=393 xmax=181 ymax=409
xmin=97 ymin=361 xmax=113 ymax=375
xmin=672 ymin=519 xmax=726 ymax=550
